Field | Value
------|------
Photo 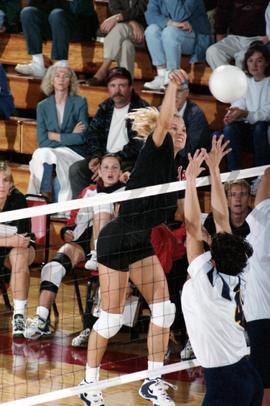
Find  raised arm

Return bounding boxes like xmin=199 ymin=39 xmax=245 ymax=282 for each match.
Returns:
xmin=152 ymin=69 xmax=188 ymax=147
xmin=205 ymin=135 xmax=231 ymax=234
xmin=184 ymin=149 xmax=206 ymax=264
xmin=254 ymin=166 xmax=270 ymax=206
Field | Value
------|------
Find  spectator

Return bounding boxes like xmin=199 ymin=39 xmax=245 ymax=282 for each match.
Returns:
xmin=223 ymin=42 xmax=270 ymax=170
xmin=0 ymin=0 xmax=21 ymax=33
xmin=15 ymin=0 xmax=98 ymax=78
xmin=204 ymin=179 xmax=252 ymax=238
xmin=0 ymin=162 xmax=35 ymax=338
xmin=143 ymin=0 xmax=210 ymax=91
xmin=24 ymin=154 xmax=125 ymax=340
xmin=166 ymin=80 xmax=211 ymax=166
xmin=27 ymin=61 xmax=89 ymax=202
xmin=0 ymin=64 xmax=15 ymax=119
xmin=206 ymin=0 xmax=268 ymax=70
xmin=69 ymin=66 xmax=149 ymax=199
xmin=88 ymin=0 xmax=148 ymax=85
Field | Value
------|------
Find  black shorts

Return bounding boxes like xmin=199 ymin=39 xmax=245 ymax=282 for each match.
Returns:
xmin=247 ymin=319 xmax=270 ymax=388
xmin=73 ymin=228 xmax=92 ymax=258
xmin=203 ymin=356 xmax=263 ymax=405
xmin=97 ymin=217 xmax=155 ymax=272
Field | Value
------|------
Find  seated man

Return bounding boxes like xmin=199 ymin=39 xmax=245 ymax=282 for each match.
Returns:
xmin=15 ymin=0 xmax=98 ymax=77
xmin=69 ymin=67 xmax=149 ymax=199
xmin=24 ymin=154 xmax=124 ymax=339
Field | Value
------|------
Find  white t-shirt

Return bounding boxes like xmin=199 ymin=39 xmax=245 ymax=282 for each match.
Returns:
xmin=231 ymin=76 xmax=270 ymax=124
xmin=243 ymin=198 xmax=270 ymax=322
xmin=181 ymin=251 xmax=249 ymax=368
xmin=106 ymin=104 xmax=130 ymax=153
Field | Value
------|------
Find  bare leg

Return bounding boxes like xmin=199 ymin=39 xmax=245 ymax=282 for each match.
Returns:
xmin=130 ymin=255 xmax=170 ymax=362
xmin=8 ymin=246 xmax=35 ymax=300
xmin=87 ymin=264 xmax=129 ymax=367
xmin=93 ymin=212 xmax=113 ymax=242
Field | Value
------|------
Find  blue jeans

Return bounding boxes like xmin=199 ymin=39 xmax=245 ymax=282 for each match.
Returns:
xmin=223 ymin=121 xmax=270 ymax=170
xmin=144 ymin=24 xmax=196 ymax=70
xmin=40 ymin=163 xmax=60 ymax=202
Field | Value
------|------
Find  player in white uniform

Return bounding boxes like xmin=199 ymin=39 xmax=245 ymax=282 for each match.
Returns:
xmin=243 ymin=167 xmax=270 ymax=406
xmin=181 ymin=137 xmax=263 ymax=405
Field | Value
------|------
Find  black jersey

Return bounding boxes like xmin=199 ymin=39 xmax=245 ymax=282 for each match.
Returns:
xmin=119 ymin=133 xmax=178 ymax=228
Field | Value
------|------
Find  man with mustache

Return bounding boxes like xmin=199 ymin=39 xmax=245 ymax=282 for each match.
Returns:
xmin=69 ymin=67 xmax=149 ymax=198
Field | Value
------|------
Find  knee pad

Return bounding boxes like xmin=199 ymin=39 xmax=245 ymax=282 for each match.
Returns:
xmin=40 ymin=253 xmax=72 ymax=293
xmin=93 ymin=310 xmax=123 ymax=339
xmin=149 ymin=300 xmax=176 ymax=328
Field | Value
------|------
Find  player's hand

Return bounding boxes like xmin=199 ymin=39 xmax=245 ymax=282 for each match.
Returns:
xmin=9 ymin=233 xmax=31 ymax=248
xmin=205 ymin=134 xmax=231 ymax=171
xmin=64 ymin=230 xmax=74 ymax=242
xmin=73 ymin=122 xmax=86 ymax=134
xmin=185 ymin=149 xmax=206 ymax=183
xmin=128 ymin=21 xmax=144 ymax=43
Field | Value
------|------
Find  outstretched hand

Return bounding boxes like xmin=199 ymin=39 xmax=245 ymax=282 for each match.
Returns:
xmin=185 ymin=149 xmax=207 ymax=183
xmin=168 ymin=69 xmax=189 ymax=87
xmin=205 ymin=135 xmax=231 ymax=171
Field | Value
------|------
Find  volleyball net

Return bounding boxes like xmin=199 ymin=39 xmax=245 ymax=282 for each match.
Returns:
xmin=0 ymin=165 xmax=267 ymax=406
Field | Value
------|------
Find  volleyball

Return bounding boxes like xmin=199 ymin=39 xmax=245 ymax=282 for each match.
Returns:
xmin=209 ymin=65 xmax=248 ymax=103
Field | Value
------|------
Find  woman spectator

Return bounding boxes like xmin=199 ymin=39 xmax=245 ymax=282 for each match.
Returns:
xmin=224 ymin=42 xmax=270 ymax=170
xmin=0 ymin=162 xmax=35 ymax=338
xmin=27 ymin=61 xmax=89 ymax=202
xmin=143 ymin=0 xmax=210 ymax=91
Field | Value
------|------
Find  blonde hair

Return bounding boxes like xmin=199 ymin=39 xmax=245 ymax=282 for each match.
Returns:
xmin=0 ymin=161 xmax=14 ymax=189
xmin=41 ymin=61 xmax=79 ymax=96
xmin=224 ymin=179 xmax=251 ymax=196
xmin=127 ymin=107 xmax=160 ymax=138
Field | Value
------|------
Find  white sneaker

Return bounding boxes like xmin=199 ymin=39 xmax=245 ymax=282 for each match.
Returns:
xmin=180 ymin=338 xmax=195 ymax=360
xmin=139 ymin=378 xmax=177 ymax=405
xmin=79 ymin=379 xmax=105 ymax=406
xmin=85 ymin=251 xmax=98 ymax=271
xmin=71 ymin=328 xmax=90 ymax=347
xmin=24 ymin=315 xmax=52 ymax=340
xmin=144 ymin=75 xmax=165 ymax=91
xmin=15 ymin=63 xmax=46 ymax=78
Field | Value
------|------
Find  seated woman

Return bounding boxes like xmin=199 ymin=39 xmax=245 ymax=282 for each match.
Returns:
xmin=27 ymin=61 xmax=89 ymax=202
xmin=24 ymin=154 xmax=125 ymax=340
xmin=0 ymin=162 xmax=35 ymax=338
xmin=144 ymin=0 xmax=210 ymax=91
xmin=224 ymin=42 xmax=270 ymax=170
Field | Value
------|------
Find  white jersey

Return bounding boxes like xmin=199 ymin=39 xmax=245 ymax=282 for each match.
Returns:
xmin=181 ymin=251 xmax=249 ymax=368
xmin=243 ymin=199 xmax=270 ymax=322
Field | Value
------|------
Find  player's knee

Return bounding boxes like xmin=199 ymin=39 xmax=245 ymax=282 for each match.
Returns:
xmin=40 ymin=253 xmax=72 ymax=293
xmin=93 ymin=310 xmax=123 ymax=339
xmin=149 ymin=300 xmax=176 ymax=328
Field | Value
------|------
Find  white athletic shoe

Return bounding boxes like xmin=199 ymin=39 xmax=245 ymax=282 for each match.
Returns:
xmin=79 ymin=379 xmax=105 ymax=406
xmin=139 ymin=378 xmax=176 ymax=405
xmin=71 ymin=328 xmax=90 ymax=347
xmin=12 ymin=314 xmax=25 ymax=338
xmin=180 ymin=338 xmax=195 ymax=360
xmin=24 ymin=315 xmax=52 ymax=340
xmin=144 ymin=75 xmax=165 ymax=91
xmin=15 ymin=63 xmax=46 ymax=78
xmin=85 ymin=251 xmax=98 ymax=271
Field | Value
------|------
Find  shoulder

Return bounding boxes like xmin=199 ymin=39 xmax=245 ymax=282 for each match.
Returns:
xmin=188 ymin=251 xmax=212 ymax=279
xmin=69 ymin=95 xmax=87 ymax=105
xmin=37 ymin=96 xmax=52 ymax=110
xmin=7 ymin=188 xmax=27 ymax=209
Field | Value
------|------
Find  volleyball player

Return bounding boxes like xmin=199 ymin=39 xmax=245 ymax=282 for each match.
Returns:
xmin=243 ymin=167 xmax=270 ymax=406
xmin=181 ymin=137 xmax=263 ymax=405
xmin=79 ymin=69 xmax=188 ymax=406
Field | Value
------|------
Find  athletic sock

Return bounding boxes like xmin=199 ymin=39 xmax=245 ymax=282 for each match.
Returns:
xmin=37 ymin=306 xmax=49 ymax=321
xmin=147 ymin=360 xmax=163 ymax=379
xmin=85 ymin=364 xmax=100 ymax=383
xmin=13 ymin=299 xmax=27 ymax=317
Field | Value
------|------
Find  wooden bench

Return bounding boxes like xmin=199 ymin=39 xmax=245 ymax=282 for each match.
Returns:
xmin=0 ymin=33 xmax=212 ymax=85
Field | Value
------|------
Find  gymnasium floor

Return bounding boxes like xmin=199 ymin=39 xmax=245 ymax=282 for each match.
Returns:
xmin=0 ymin=276 xmax=204 ymax=405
